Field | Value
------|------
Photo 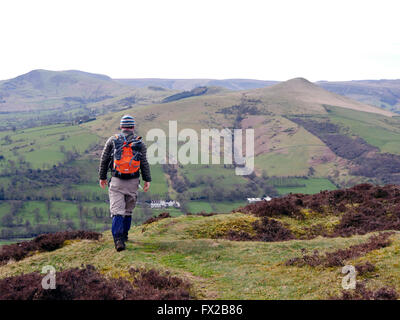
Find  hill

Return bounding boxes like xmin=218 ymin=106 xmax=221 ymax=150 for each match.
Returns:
xmin=115 ymin=78 xmax=278 ymax=91
xmin=317 ymin=79 xmax=400 ymax=114
xmin=1 ymin=183 xmax=400 ymax=300
xmin=247 ymin=78 xmax=394 ymax=117
xmin=85 ymin=77 xmax=399 ymax=188
xmin=0 ymin=69 xmax=131 ymax=112
xmin=115 ymin=76 xmax=400 ymax=115
xmin=0 ymin=70 xmax=177 ymax=131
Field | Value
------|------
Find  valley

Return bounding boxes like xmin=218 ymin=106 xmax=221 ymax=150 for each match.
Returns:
xmin=1 ymin=70 xmax=400 ymax=244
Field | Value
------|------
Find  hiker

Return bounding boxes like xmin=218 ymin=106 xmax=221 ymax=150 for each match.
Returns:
xmin=98 ymin=115 xmax=151 ymax=252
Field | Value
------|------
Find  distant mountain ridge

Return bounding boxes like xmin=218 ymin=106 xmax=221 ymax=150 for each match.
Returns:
xmin=0 ymin=69 xmax=129 ymax=112
xmin=115 ymin=78 xmax=279 ymax=91
xmin=317 ymin=79 xmax=400 ymax=113
xmin=116 ymin=77 xmax=400 ymax=113
xmin=1 ymin=69 xmax=399 ymax=114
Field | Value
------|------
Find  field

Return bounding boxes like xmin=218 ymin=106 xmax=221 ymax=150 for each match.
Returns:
xmin=325 ymin=106 xmax=400 ymax=155
xmin=0 ymin=238 xmax=33 ymax=245
xmin=271 ymin=177 xmax=337 ymax=195
xmin=0 ymin=124 xmax=100 ymax=169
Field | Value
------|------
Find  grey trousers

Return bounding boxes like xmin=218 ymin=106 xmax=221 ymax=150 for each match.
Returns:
xmin=109 ymin=177 xmax=140 ymax=217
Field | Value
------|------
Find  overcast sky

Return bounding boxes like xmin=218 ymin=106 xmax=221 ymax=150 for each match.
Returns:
xmin=0 ymin=0 xmax=399 ymax=81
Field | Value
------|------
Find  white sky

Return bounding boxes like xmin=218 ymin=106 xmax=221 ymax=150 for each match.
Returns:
xmin=0 ymin=0 xmax=399 ymax=81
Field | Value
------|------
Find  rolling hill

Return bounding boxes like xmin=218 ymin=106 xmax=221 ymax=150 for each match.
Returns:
xmin=0 ymin=69 xmax=131 ymax=112
xmin=0 ymin=70 xmax=177 ymax=131
xmin=318 ymin=79 xmax=400 ymax=114
xmin=115 ymin=78 xmax=278 ymax=91
xmin=85 ymin=77 xmax=399 ymax=188
xmin=115 ymin=77 xmax=400 ymax=114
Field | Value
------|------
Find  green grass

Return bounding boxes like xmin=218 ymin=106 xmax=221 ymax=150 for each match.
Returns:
xmin=186 ymin=201 xmax=214 ymax=213
xmin=185 ymin=201 xmax=246 ymax=214
xmin=273 ymin=178 xmax=337 ymax=195
xmin=145 ymin=164 xmax=168 ymax=195
xmin=326 ymin=106 xmax=400 ymax=155
xmin=255 ymin=146 xmax=312 ymax=176
xmin=0 ymin=202 xmax=11 ymax=219
xmin=181 ymin=164 xmax=248 ymax=186
xmin=0 ymin=238 xmax=33 ymax=245
xmin=0 ymin=124 xmax=101 ymax=169
xmin=211 ymin=201 xmax=246 ymax=212
xmin=0 ymin=200 xmax=111 ymax=236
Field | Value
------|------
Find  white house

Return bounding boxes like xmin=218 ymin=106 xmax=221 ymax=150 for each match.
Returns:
xmin=247 ymin=196 xmax=272 ymax=204
xmin=150 ymin=200 xmax=181 ymax=209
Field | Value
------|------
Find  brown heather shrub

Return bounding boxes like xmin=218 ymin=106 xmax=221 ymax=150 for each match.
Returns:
xmin=0 ymin=265 xmax=192 ymax=300
xmin=226 ymin=230 xmax=254 ymax=241
xmin=252 ymin=217 xmax=294 ymax=242
xmin=237 ymin=183 xmax=400 ymax=237
xmin=355 ymin=262 xmax=376 ymax=276
xmin=225 ymin=217 xmax=294 ymax=242
xmin=330 ymin=282 xmax=399 ymax=300
xmin=128 ymin=268 xmax=192 ymax=300
xmin=285 ymin=232 xmax=394 ymax=267
xmin=185 ymin=212 xmax=219 ymax=217
xmin=142 ymin=212 xmax=171 ymax=225
xmin=0 ymin=231 xmax=101 ymax=266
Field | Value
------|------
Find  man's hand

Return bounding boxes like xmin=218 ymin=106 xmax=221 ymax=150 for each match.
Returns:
xmin=99 ymin=179 xmax=108 ymax=189
xmin=143 ymin=181 xmax=150 ymax=192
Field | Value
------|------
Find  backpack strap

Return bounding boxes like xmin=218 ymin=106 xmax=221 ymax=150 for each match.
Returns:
xmin=112 ymin=134 xmax=126 ymax=160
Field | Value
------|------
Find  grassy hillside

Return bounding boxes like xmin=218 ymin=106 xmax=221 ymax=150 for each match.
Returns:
xmin=117 ymin=77 xmax=400 ymax=115
xmin=0 ymin=69 xmax=130 ymax=112
xmin=318 ymin=79 xmax=400 ymax=114
xmin=84 ymin=77 xmax=400 ymax=189
xmin=0 ymin=70 xmax=176 ymax=131
xmin=1 ymin=212 xmax=399 ymax=299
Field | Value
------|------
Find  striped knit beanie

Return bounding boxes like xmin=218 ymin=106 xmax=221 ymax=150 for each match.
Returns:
xmin=120 ymin=115 xmax=136 ymax=128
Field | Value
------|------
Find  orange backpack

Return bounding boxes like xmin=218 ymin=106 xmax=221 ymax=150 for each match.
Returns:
xmin=112 ymin=134 xmax=141 ymax=174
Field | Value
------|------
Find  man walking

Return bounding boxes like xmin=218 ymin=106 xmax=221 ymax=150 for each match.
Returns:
xmin=99 ymin=115 xmax=151 ymax=251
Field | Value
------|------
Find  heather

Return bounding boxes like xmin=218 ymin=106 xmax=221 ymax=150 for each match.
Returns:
xmin=285 ymin=232 xmax=394 ymax=267
xmin=0 ymin=265 xmax=192 ymax=300
xmin=237 ymin=183 xmax=400 ymax=239
xmin=0 ymin=230 xmax=101 ymax=265
xmin=330 ymin=282 xmax=398 ymax=300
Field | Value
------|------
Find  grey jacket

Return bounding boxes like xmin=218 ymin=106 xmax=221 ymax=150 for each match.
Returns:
xmin=98 ymin=130 xmax=152 ymax=182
